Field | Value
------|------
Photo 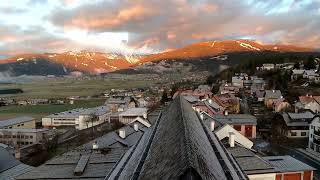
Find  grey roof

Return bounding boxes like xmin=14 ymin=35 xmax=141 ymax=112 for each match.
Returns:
xmin=16 ymin=123 xmax=148 ymax=180
xmin=182 ymin=95 xmax=199 ymax=103
xmin=0 ymin=164 xmax=33 ymax=180
xmin=118 ymin=108 xmax=147 ymax=117
xmin=0 ymin=128 xmax=49 ymax=133
xmin=212 ymin=114 xmax=257 ymax=125
xmin=265 ymin=90 xmax=282 ymax=99
xmin=282 ymin=112 xmax=315 ymax=127
xmin=112 ymin=96 xmax=248 ymax=180
xmin=0 ymin=116 xmax=34 ymax=128
xmin=263 ymin=156 xmax=316 ymax=172
xmin=222 ymin=142 xmax=277 ymax=175
xmin=46 ymin=106 xmax=110 ymax=118
xmin=0 ymin=147 xmax=33 ymax=180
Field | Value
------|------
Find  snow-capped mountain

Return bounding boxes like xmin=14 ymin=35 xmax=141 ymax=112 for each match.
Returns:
xmin=0 ymin=40 xmax=314 ymax=75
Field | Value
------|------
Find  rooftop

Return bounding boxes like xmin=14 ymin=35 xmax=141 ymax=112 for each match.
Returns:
xmin=263 ymin=156 xmax=316 ymax=172
xmin=0 ymin=128 xmax=49 ymax=133
xmin=118 ymin=108 xmax=147 ymax=117
xmin=265 ymin=90 xmax=282 ymax=99
xmin=46 ymin=106 xmax=110 ymax=118
xmin=212 ymin=114 xmax=257 ymax=125
xmin=0 ymin=116 xmax=34 ymax=128
xmin=112 ymin=96 xmax=247 ymax=180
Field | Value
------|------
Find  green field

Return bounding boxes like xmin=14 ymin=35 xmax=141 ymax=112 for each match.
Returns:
xmin=0 ymin=99 xmax=105 ymax=121
xmin=0 ymin=74 xmax=157 ymax=99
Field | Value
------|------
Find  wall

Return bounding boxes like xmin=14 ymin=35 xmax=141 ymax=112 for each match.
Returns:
xmin=287 ymin=130 xmax=309 ymax=138
xmin=0 ymin=130 xmax=47 ymax=146
xmin=248 ymin=173 xmax=276 ymax=180
xmin=3 ymin=120 xmax=36 ymax=129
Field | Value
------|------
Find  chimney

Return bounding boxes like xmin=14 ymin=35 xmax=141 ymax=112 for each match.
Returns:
xmin=119 ymin=129 xmax=126 ymax=139
xmin=14 ymin=148 xmax=21 ymax=160
xmin=210 ymin=121 xmax=215 ymax=131
xmin=92 ymin=141 xmax=98 ymax=150
xmin=229 ymin=132 xmax=235 ymax=148
xmin=134 ymin=123 xmax=139 ymax=131
xmin=143 ymin=112 xmax=147 ymax=119
xmin=208 ymin=99 xmax=213 ymax=104
xmin=199 ymin=113 xmax=204 ymax=120
xmin=224 ymin=110 xmax=229 ymax=116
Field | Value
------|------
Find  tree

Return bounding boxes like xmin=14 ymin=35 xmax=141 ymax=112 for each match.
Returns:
xmin=206 ymin=75 xmax=215 ymax=85
xmin=160 ymin=90 xmax=169 ymax=104
xmin=305 ymin=55 xmax=316 ymax=70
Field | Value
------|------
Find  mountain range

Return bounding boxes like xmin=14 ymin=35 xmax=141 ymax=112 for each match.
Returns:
xmin=0 ymin=40 xmax=315 ymax=76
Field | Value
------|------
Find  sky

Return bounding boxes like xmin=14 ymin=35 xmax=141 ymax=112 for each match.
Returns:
xmin=0 ymin=0 xmax=319 ymax=58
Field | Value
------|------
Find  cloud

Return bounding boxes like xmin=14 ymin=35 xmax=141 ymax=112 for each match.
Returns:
xmin=0 ymin=6 xmax=27 ymax=14
xmin=1 ymin=0 xmax=320 ymax=57
xmin=46 ymin=0 xmax=320 ymax=50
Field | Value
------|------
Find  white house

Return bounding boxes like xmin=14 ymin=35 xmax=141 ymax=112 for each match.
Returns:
xmin=42 ymin=106 xmax=111 ymax=130
xmin=118 ymin=108 xmax=148 ymax=125
xmin=308 ymin=116 xmax=320 ymax=153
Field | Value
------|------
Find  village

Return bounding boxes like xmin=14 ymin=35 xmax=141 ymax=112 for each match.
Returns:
xmin=0 ymin=59 xmax=320 ymax=179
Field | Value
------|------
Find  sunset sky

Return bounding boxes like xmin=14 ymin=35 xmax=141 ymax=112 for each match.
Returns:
xmin=0 ymin=0 xmax=319 ymax=58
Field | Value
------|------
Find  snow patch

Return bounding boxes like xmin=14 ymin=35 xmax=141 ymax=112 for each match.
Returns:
xmin=236 ymin=41 xmax=260 ymax=51
xmin=104 ymin=62 xmax=117 ymax=70
xmin=81 ymin=63 xmax=88 ymax=66
xmin=211 ymin=41 xmax=216 ymax=47
xmin=17 ymin=58 xmax=24 ymax=61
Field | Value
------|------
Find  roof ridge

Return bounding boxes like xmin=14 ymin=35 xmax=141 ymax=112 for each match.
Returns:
xmin=179 ymin=96 xmax=193 ymax=169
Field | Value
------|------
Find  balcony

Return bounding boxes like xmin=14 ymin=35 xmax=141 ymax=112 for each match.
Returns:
xmin=313 ymin=137 xmax=320 ymax=145
xmin=314 ymin=129 xmax=320 ymax=136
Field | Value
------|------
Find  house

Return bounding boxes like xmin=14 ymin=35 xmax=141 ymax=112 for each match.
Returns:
xmin=308 ymin=116 xmax=320 ymax=153
xmin=28 ymin=99 xmax=49 ymax=105
xmin=104 ymin=96 xmax=136 ymax=113
xmin=261 ymin=64 xmax=275 ymax=70
xmin=212 ymin=94 xmax=241 ymax=114
xmin=0 ymin=116 xmax=36 ymax=129
xmin=291 ymin=69 xmax=305 ymax=81
xmin=193 ymin=99 xmax=224 ymax=116
xmin=274 ymin=112 xmax=315 ymax=138
xmin=0 ymin=147 xmax=33 ymax=180
xmin=137 ymin=97 xmax=147 ymax=107
xmin=264 ymin=90 xmax=282 ymax=109
xmin=295 ymin=95 xmax=320 ymax=113
xmin=219 ymin=83 xmax=240 ymax=95
xmin=222 ymin=138 xmax=315 ymax=180
xmin=173 ymin=85 xmax=212 ymax=100
xmin=118 ymin=107 xmax=149 ymax=125
xmin=263 ymin=156 xmax=315 ymax=180
xmin=211 ymin=113 xmax=257 ymax=138
xmin=193 ymin=85 xmax=212 ymax=99
xmin=0 ymin=128 xmax=51 ymax=147
xmin=232 ymin=75 xmax=245 ymax=87
xmin=42 ymin=106 xmax=111 ymax=130
xmin=303 ymin=70 xmax=318 ymax=79
xmin=17 ymin=97 xmax=248 ymax=180
xmin=273 ymin=97 xmax=291 ymax=112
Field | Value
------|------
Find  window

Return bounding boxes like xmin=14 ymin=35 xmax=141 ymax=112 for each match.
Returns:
xmin=291 ymin=132 xmax=297 ymax=136
xmin=233 ymin=125 xmax=242 ymax=131
xmin=8 ymin=126 xmax=12 ymax=129
xmin=30 ymin=136 xmax=33 ymax=139
xmin=17 ymin=125 xmax=20 ymax=127
xmin=301 ymin=132 xmax=307 ymax=136
xmin=21 ymin=124 xmax=24 ymax=126
xmin=13 ymin=135 xmax=16 ymax=138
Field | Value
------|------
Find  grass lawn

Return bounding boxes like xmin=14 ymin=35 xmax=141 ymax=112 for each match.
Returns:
xmin=0 ymin=99 xmax=105 ymax=121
